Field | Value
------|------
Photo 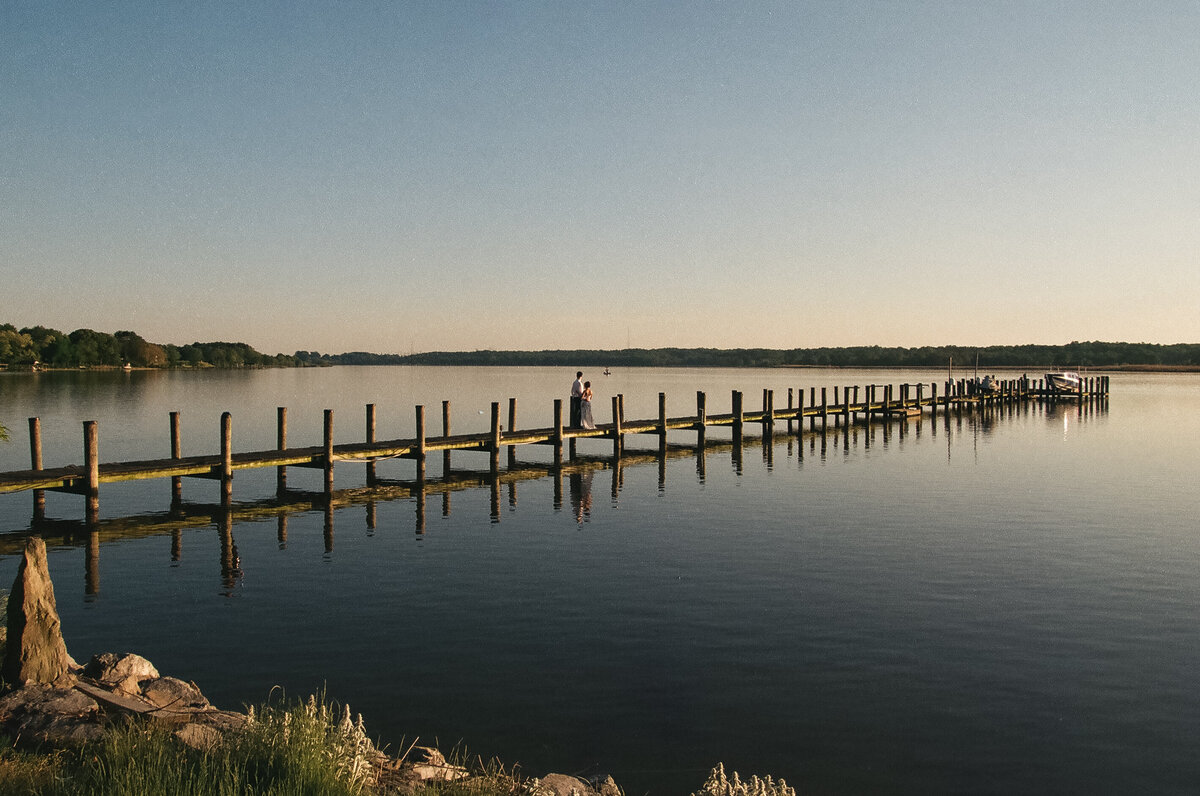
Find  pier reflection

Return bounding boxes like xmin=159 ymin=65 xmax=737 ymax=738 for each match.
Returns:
xmin=569 ymin=470 xmax=594 ymax=524
xmin=1 ymin=395 xmax=1106 ymax=595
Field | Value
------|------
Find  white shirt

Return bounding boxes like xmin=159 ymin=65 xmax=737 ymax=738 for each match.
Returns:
xmin=571 ymin=378 xmax=584 ymax=397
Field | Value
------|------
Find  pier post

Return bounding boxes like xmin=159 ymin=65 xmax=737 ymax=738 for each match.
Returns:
xmin=442 ymin=401 xmax=452 ymax=475
xmin=611 ymin=395 xmax=623 ymax=458
xmin=658 ymin=392 xmax=667 ymax=452
xmin=787 ymin=388 xmax=794 ymax=434
xmin=832 ymin=386 xmax=840 ymax=428
xmin=367 ymin=404 xmax=377 ymax=485
xmin=508 ymin=397 xmax=518 ymax=466
xmin=83 ymin=420 xmax=99 ymax=523
xmin=276 ymin=407 xmax=287 ymax=493
xmin=28 ymin=417 xmax=44 ymax=518
xmin=323 ymin=409 xmax=334 ymax=493
xmin=490 ymin=401 xmax=502 ymax=473
xmin=809 ymin=387 xmax=817 ymax=432
xmin=169 ymin=411 xmax=182 ymax=502
xmin=841 ymin=388 xmax=850 ymax=428
xmin=732 ymin=390 xmax=743 ymax=441
xmin=820 ymin=388 xmax=828 ymax=433
xmin=696 ymin=391 xmax=707 ymax=449
xmin=220 ymin=412 xmax=232 ymax=501
xmin=553 ymin=399 xmax=564 ymax=466
xmin=796 ymin=388 xmax=805 ymax=436
xmin=415 ymin=405 xmax=426 ymax=484
xmin=764 ymin=389 xmax=775 ymax=438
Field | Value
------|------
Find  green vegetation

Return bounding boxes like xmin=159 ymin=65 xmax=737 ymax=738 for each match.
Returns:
xmin=690 ymin=763 xmax=795 ymax=796
xmin=0 ymin=691 xmax=528 ymax=796
xmin=381 ymin=341 xmax=1200 ymax=368
xmin=0 ymin=324 xmax=299 ymax=369
xmin=5 ymin=321 xmax=1199 ymax=370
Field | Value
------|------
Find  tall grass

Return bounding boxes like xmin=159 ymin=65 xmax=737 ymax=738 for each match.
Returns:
xmin=1 ymin=692 xmax=376 ymax=796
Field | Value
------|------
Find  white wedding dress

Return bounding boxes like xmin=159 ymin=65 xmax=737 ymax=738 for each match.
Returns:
xmin=580 ymin=397 xmax=595 ymax=429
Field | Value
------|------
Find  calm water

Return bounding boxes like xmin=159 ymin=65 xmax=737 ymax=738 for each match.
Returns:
xmin=1 ymin=367 xmax=1198 ymax=795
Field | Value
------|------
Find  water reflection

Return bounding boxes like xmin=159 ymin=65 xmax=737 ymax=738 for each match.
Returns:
xmin=569 ymin=470 xmax=594 ymax=524
xmin=1 ymin=397 xmax=1107 ymax=596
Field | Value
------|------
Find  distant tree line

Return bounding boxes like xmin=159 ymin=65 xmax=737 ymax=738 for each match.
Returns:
xmin=3 ymin=323 xmax=1198 ymax=370
xmin=388 ymin=342 xmax=1200 ymax=369
xmin=0 ymin=324 xmax=301 ymax=369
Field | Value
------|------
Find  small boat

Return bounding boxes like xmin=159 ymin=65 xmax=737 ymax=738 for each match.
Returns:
xmin=1045 ymin=371 xmax=1082 ymax=393
xmin=603 ymin=367 xmax=611 ymax=376
xmin=122 ymin=363 xmax=133 ymax=372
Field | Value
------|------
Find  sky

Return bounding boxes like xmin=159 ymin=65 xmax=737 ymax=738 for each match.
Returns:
xmin=3 ymin=1 xmax=1198 ymax=355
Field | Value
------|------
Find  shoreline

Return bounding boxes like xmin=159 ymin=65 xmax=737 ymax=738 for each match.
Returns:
xmin=6 ymin=363 xmax=1200 ymax=374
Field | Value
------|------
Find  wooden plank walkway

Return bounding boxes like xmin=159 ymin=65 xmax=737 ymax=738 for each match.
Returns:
xmin=0 ymin=376 xmax=1109 ymax=505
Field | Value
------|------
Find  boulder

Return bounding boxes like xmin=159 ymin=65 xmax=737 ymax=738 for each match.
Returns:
xmin=140 ymin=676 xmax=210 ymax=711
xmin=0 ymin=683 xmax=103 ymax=746
xmin=531 ymin=773 xmax=622 ymax=796
xmin=2 ymin=537 xmax=76 ymax=686
xmin=81 ymin=651 xmax=160 ymax=688
xmin=536 ymin=773 xmax=598 ymax=796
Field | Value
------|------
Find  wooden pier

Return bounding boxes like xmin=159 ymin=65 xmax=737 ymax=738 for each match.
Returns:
xmin=0 ymin=376 xmax=1109 ymax=520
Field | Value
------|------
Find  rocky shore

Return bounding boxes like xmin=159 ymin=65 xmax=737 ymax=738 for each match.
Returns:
xmin=1 ymin=536 xmax=627 ymax=796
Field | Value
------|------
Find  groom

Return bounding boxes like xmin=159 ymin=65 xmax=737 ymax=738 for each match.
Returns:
xmin=570 ymin=371 xmax=584 ymax=428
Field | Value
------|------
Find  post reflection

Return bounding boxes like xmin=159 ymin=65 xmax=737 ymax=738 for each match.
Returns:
xmin=569 ymin=470 xmax=593 ymax=524
xmin=85 ymin=530 xmax=99 ymax=597
xmin=7 ymin=397 xmax=1108 ymax=596
xmin=218 ymin=509 xmax=241 ymax=597
xmin=323 ymin=500 xmax=334 ymax=553
xmin=490 ymin=477 xmax=501 ymax=523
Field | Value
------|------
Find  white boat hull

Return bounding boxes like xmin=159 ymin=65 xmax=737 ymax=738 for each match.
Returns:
xmin=1045 ymin=371 xmax=1082 ymax=393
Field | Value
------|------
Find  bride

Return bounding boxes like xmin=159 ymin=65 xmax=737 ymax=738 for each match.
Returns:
xmin=580 ymin=381 xmax=596 ymax=429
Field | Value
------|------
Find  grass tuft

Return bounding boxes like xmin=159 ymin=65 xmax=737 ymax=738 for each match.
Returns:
xmin=0 ymin=691 xmax=377 ymax=796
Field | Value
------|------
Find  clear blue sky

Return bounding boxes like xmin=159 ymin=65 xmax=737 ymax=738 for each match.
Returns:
xmin=4 ymin=1 xmax=1198 ymax=355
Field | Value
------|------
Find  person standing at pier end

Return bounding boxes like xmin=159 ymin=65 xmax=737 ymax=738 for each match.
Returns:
xmin=570 ymin=371 xmax=584 ymax=428
xmin=581 ymin=381 xmax=596 ymax=429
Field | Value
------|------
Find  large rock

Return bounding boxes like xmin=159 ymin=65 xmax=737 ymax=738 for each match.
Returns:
xmin=530 ymin=773 xmax=623 ymax=796
xmin=2 ymin=537 xmax=76 ymax=686
xmin=0 ymin=683 xmax=104 ymax=746
xmin=535 ymin=773 xmax=599 ymax=796
xmin=140 ymin=676 xmax=209 ymax=711
xmin=81 ymin=652 xmax=160 ymax=694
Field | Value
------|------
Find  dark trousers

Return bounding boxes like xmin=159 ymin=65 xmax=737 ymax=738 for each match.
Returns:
xmin=570 ymin=395 xmax=581 ymax=428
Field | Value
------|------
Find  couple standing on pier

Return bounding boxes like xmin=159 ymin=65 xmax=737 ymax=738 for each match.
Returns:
xmin=570 ymin=371 xmax=596 ymax=430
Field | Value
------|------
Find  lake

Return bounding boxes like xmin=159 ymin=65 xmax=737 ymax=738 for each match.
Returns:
xmin=2 ymin=366 xmax=1198 ymax=795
